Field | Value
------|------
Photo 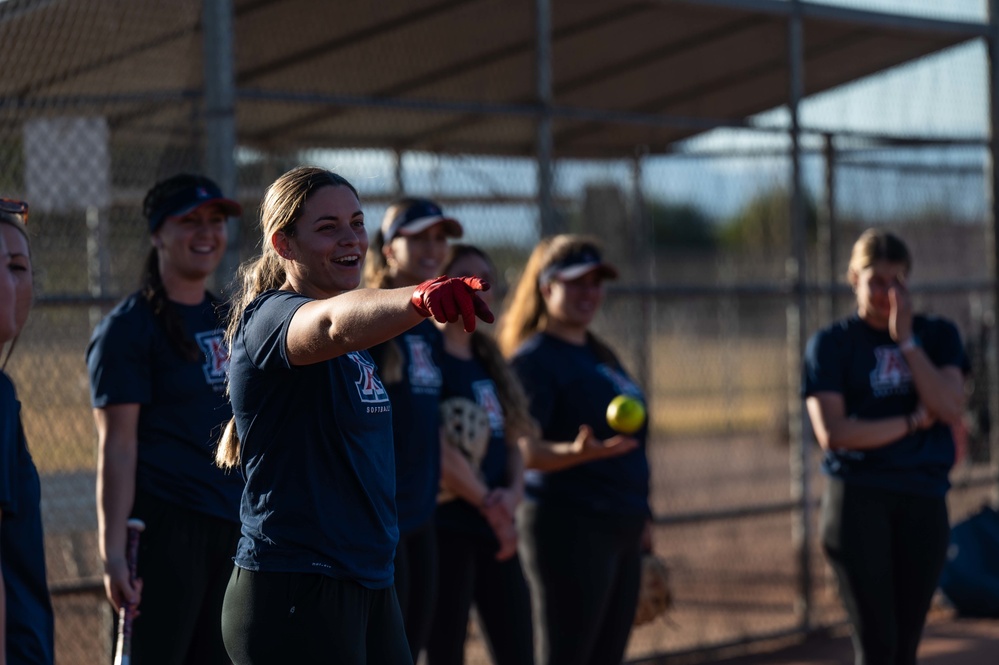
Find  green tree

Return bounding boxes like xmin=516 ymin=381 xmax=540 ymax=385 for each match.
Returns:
xmin=719 ymin=187 xmax=817 ymax=256
xmin=646 ymin=200 xmax=717 ymax=249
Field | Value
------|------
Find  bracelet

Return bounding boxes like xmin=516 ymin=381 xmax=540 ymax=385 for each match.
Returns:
xmin=906 ymin=411 xmax=920 ymax=434
xmin=898 ymin=336 xmax=919 ymax=353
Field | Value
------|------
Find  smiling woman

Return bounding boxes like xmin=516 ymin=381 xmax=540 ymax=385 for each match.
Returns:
xmin=214 ymin=166 xmax=493 ymax=665
xmin=86 ymin=174 xmax=245 ymax=665
xmin=497 ymin=234 xmax=652 ymax=665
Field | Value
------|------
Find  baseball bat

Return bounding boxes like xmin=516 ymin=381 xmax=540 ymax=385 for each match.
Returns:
xmin=113 ymin=518 xmax=145 ymax=665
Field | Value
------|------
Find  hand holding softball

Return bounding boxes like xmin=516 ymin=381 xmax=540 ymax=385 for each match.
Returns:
xmin=411 ymin=276 xmax=494 ymax=332
xmin=571 ymin=424 xmax=638 ymax=461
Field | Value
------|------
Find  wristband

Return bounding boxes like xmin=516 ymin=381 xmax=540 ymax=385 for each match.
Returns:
xmin=898 ymin=336 xmax=919 ymax=353
xmin=906 ymin=411 xmax=919 ymax=434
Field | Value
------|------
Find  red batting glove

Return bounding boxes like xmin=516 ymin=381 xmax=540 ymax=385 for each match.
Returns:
xmin=411 ymin=276 xmax=494 ymax=332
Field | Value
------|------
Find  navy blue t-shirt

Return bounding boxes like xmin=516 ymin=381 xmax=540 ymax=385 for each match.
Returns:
xmin=1 ymin=373 xmax=54 ymax=665
xmin=436 ymin=351 xmax=509 ymax=541
xmin=511 ymin=333 xmax=650 ymax=517
xmin=369 ymin=320 xmax=443 ymax=535
xmin=87 ymin=292 xmax=241 ymax=523
xmin=803 ymin=314 xmax=969 ymax=497
xmin=228 ymin=290 xmax=398 ymax=589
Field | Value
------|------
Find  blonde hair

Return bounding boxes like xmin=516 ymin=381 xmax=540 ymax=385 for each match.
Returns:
xmin=363 ymin=226 xmax=392 ymax=289
xmin=215 ymin=167 xmax=359 ymax=469
xmin=847 ymin=228 xmax=912 ymax=280
xmin=497 ymin=233 xmax=619 ymax=367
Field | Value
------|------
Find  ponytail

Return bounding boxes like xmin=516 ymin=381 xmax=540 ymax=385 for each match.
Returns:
xmin=215 ymin=251 xmax=287 ymax=470
xmin=215 ymin=165 xmax=357 ymax=470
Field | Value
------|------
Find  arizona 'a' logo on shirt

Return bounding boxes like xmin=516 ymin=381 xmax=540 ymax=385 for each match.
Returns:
xmin=472 ymin=380 xmax=504 ymax=436
xmin=195 ymin=330 xmax=228 ymax=389
xmin=406 ymin=336 xmax=442 ymax=390
xmin=869 ymin=345 xmax=912 ymax=397
xmin=348 ymin=352 xmax=390 ymax=404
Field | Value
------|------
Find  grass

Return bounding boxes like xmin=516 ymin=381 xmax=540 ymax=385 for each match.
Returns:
xmin=648 ymin=335 xmax=787 ymax=437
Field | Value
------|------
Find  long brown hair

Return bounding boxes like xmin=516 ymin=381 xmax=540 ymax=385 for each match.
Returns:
xmin=361 ymin=200 xmax=409 ymax=383
xmin=215 ymin=167 xmax=360 ymax=470
xmin=444 ymin=244 xmax=538 ymax=440
xmin=140 ymin=249 xmax=216 ymax=361
xmin=496 ymin=234 xmax=620 ymax=367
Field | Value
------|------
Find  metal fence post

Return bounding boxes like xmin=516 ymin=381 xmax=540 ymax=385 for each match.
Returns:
xmin=202 ymin=0 xmax=239 ymax=289
xmin=818 ymin=133 xmax=838 ymax=323
xmin=85 ymin=205 xmax=109 ymax=331
xmin=631 ymin=150 xmax=652 ymax=395
xmin=987 ymin=0 xmax=999 ymax=504
xmin=393 ymin=148 xmax=405 ymax=199
xmin=787 ymin=0 xmax=813 ymax=632
xmin=535 ymin=0 xmax=557 ymax=237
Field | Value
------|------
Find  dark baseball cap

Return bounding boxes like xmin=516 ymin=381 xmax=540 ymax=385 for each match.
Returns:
xmin=540 ymin=244 xmax=619 ymax=285
xmin=144 ymin=174 xmax=242 ymax=233
xmin=380 ymin=197 xmax=463 ymax=244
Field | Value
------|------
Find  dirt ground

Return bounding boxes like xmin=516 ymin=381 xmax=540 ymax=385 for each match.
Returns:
xmin=44 ymin=434 xmax=998 ymax=664
xmin=698 ymin=610 xmax=999 ymax=665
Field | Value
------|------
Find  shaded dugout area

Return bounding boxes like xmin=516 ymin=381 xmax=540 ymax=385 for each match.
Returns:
xmin=2 ymin=0 xmax=998 ymax=663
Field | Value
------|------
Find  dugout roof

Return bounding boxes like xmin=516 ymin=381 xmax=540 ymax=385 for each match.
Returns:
xmin=0 ymin=0 xmax=986 ymax=157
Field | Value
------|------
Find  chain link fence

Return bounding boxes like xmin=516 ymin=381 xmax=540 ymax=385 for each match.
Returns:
xmin=1 ymin=0 xmax=995 ymax=663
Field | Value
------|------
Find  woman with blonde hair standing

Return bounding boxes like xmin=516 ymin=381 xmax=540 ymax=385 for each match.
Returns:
xmin=498 ymin=234 xmax=648 ymax=665
xmin=804 ymin=229 xmax=967 ymax=665
xmin=215 ymin=167 xmax=492 ymax=664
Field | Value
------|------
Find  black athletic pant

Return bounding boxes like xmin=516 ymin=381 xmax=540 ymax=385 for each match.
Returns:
xmin=112 ymin=490 xmax=241 ymax=665
xmin=394 ymin=520 xmax=438 ymax=661
xmin=821 ymin=478 xmax=950 ymax=665
xmin=518 ymin=501 xmax=644 ymax=665
xmin=221 ymin=568 xmax=413 ymax=665
xmin=426 ymin=528 xmax=534 ymax=665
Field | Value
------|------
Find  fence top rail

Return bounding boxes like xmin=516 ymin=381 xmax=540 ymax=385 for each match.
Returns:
xmin=34 ymin=280 xmax=995 ymax=308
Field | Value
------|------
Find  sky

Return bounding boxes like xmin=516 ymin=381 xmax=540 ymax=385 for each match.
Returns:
xmin=277 ymin=0 xmax=993 ymax=247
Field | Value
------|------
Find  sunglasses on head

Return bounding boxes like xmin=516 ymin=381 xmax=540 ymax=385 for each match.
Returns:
xmin=0 ymin=199 xmax=29 ymax=224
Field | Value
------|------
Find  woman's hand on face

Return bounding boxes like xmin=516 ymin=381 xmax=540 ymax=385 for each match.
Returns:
xmin=888 ymin=277 xmax=913 ymax=343
xmin=571 ymin=424 xmax=639 ymax=461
